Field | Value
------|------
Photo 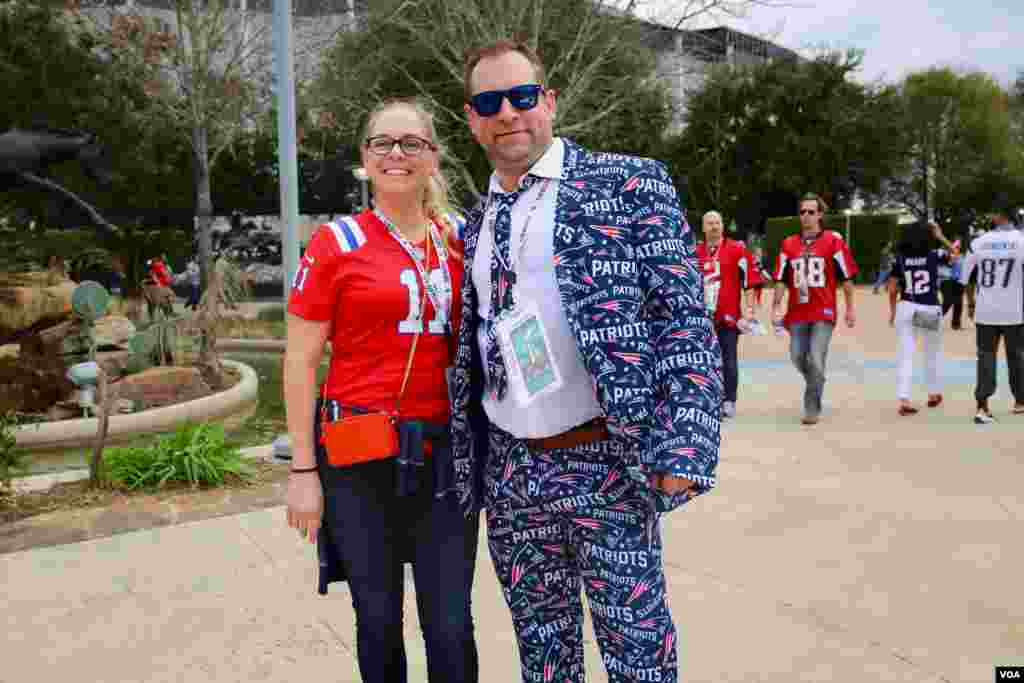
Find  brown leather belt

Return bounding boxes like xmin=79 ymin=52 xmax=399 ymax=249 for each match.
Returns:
xmin=524 ymin=418 xmax=609 ymax=452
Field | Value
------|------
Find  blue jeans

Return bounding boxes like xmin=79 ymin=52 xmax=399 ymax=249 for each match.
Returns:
xmin=873 ymin=268 xmax=891 ymax=292
xmin=321 ymin=458 xmax=479 ymax=683
xmin=716 ymin=324 xmax=739 ymax=403
xmin=788 ymin=321 xmax=835 ymax=417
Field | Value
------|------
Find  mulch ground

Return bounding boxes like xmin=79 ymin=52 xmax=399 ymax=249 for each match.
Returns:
xmin=0 ymin=461 xmax=290 ymax=554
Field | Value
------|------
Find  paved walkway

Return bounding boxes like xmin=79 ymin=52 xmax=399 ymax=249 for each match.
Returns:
xmin=2 ymin=288 xmax=1022 ymax=682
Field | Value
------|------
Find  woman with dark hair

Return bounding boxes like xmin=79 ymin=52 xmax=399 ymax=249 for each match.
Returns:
xmin=887 ymin=221 xmax=957 ymax=415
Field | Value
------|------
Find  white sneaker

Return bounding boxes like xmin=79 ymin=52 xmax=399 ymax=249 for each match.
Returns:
xmin=722 ymin=401 xmax=736 ymax=418
xmin=974 ymin=409 xmax=996 ymax=425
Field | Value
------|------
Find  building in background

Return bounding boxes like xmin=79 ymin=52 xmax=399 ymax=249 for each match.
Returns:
xmin=644 ymin=24 xmax=799 ymax=131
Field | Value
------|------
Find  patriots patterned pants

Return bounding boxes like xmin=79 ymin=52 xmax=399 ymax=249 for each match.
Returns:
xmin=484 ymin=426 xmax=678 ymax=683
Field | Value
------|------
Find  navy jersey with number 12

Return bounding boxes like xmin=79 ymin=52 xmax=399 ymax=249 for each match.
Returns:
xmin=889 ymin=250 xmax=948 ymax=307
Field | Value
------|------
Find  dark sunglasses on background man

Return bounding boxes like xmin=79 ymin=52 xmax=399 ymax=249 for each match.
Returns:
xmin=364 ymin=135 xmax=437 ymax=157
xmin=469 ymin=84 xmax=543 ymax=117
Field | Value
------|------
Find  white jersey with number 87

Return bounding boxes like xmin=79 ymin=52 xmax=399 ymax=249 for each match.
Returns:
xmin=961 ymin=227 xmax=1024 ymax=325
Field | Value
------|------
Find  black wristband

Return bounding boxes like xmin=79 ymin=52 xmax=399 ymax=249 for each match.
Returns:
xmin=289 ymin=465 xmax=319 ymax=474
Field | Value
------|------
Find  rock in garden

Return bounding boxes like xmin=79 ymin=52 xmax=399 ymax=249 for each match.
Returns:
xmin=0 ymin=271 xmax=76 ymax=344
xmin=0 ymin=353 xmax=75 ymax=414
xmin=113 ymin=366 xmax=212 ymax=409
xmin=95 ymin=350 xmax=135 ymax=377
xmin=46 ymin=404 xmax=80 ymax=421
xmin=94 ymin=315 xmax=136 ymax=349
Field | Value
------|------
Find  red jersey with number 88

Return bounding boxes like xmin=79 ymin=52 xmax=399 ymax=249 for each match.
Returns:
xmin=287 ymin=210 xmax=463 ymax=423
xmin=774 ymin=230 xmax=858 ymax=326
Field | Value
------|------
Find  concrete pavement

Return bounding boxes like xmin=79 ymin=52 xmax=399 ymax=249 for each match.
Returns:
xmin=2 ymin=288 xmax=1022 ymax=682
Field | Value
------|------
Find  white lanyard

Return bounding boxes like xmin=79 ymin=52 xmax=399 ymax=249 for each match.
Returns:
xmin=706 ymin=240 xmax=723 ymax=267
xmin=374 ymin=210 xmax=452 ymax=325
xmin=485 ymin=178 xmax=553 ymax=280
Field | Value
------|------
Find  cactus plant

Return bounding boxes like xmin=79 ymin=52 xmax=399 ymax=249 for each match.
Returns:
xmin=70 ymin=281 xmax=110 ymax=361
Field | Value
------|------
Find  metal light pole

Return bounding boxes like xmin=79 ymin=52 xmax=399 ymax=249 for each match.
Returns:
xmin=352 ymin=167 xmax=369 ymax=211
xmin=273 ymin=0 xmax=300 ymax=302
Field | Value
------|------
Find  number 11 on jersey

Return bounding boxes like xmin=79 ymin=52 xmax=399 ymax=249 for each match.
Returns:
xmin=398 ymin=268 xmax=448 ymax=335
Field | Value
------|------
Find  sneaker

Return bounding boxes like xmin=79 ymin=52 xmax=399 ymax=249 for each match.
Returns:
xmin=927 ymin=394 xmax=943 ymax=408
xmin=801 ymin=414 xmax=819 ymax=425
xmin=1013 ymin=404 xmax=1024 ymax=415
xmin=974 ymin=409 xmax=996 ymax=425
xmin=722 ymin=401 xmax=736 ymax=418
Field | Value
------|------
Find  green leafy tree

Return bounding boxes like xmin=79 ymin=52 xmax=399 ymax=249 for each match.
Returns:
xmin=666 ymin=49 xmax=906 ymax=231
xmin=312 ymin=0 xmax=675 ymax=202
xmin=77 ymin=0 xmax=344 ymax=288
xmin=886 ymin=68 xmax=1022 ymax=226
xmin=0 ymin=2 xmax=191 ymax=232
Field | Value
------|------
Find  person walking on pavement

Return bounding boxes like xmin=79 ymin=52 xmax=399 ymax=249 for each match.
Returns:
xmin=887 ymin=221 xmax=957 ymax=415
xmin=960 ymin=201 xmax=1024 ymax=424
xmin=873 ymin=240 xmax=894 ymax=294
xmin=941 ymin=239 xmax=966 ymax=330
xmin=695 ymin=210 xmax=762 ymax=418
xmin=184 ymin=259 xmax=201 ymax=310
xmin=772 ymin=193 xmax=859 ymax=425
xmin=450 ymin=40 xmax=722 ymax=683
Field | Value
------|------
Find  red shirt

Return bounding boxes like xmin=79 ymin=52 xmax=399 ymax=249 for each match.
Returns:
xmin=287 ymin=210 xmax=463 ymax=423
xmin=695 ymin=238 xmax=762 ymax=328
xmin=774 ymin=230 xmax=858 ymax=325
xmin=150 ymin=260 xmax=172 ymax=287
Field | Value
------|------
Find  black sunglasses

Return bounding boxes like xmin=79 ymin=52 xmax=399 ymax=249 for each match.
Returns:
xmin=799 ymin=209 xmax=818 ymax=216
xmin=469 ymin=84 xmax=543 ymax=117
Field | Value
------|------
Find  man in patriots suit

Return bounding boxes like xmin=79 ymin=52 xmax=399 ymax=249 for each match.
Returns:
xmin=449 ymin=41 xmax=722 ymax=683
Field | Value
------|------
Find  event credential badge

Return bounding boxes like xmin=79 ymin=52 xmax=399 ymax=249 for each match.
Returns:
xmin=494 ymin=300 xmax=563 ymax=406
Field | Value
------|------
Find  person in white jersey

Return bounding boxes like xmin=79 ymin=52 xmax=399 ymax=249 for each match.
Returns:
xmin=960 ymin=202 xmax=1024 ymax=424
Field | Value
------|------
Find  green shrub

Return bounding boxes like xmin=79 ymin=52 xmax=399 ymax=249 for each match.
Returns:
xmin=764 ymin=213 xmax=900 ymax=284
xmin=256 ymin=305 xmax=287 ymax=323
xmin=0 ymin=411 xmax=27 ymax=488
xmin=103 ymin=423 xmax=253 ymax=490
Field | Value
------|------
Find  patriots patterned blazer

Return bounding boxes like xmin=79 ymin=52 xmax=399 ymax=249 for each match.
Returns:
xmin=449 ymin=139 xmax=723 ymax=514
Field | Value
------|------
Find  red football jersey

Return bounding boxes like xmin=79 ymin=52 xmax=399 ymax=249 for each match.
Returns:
xmin=150 ymin=260 xmax=172 ymax=287
xmin=774 ymin=230 xmax=858 ymax=325
xmin=287 ymin=210 xmax=463 ymax=423
xmin=695 ymin=238 xmax=762 ymax=328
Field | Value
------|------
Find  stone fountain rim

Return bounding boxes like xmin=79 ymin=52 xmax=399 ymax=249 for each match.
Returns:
xmin=13 ymin=359 xmax=259 ymax=452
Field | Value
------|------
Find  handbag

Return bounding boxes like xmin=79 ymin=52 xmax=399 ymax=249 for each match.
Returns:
xmin=911 ymin=309 xmax=941 ymax=331
xmin=319 ymin=229 xmax=430 ymax=468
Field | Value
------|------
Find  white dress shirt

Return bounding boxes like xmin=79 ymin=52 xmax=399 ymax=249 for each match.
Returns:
xmin=472 ymin=138 xmax=604 ymax=438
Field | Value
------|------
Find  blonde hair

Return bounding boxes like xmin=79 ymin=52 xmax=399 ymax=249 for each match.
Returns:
xmin=360 ymin=98 xmax=460 ymax=247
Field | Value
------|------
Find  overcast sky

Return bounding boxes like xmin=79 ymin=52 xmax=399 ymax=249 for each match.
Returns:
xmin=659 ymin=0 xmax=1023 ymax=87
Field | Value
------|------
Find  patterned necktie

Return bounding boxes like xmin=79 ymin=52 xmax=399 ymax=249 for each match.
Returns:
xmin=485 ymin=176 xmax=538 ymax=400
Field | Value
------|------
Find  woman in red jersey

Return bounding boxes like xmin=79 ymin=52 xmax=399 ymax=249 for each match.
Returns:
xmin=283 ymin=98 xmax=477 ymax=683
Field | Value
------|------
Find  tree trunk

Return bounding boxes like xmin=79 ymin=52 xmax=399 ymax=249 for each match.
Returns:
xmin=193 ymin=124 xmax=215 ymax=360
xmin=90 ymin=367 xmax=115 ymax=487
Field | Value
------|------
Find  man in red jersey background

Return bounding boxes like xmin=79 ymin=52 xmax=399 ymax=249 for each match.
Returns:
xmin=696 ymin=210 xmax=762 ymax=418
xmin=772 ymin=193 xmax=858 ymax=425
